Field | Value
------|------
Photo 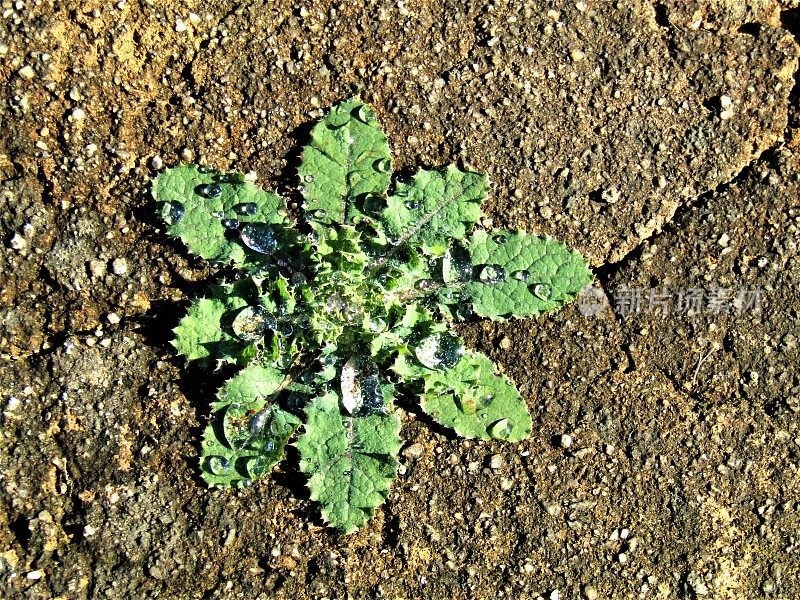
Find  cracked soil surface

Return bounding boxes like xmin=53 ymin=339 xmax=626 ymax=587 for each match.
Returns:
xmin=1 ymin=1 xmax=799 ymax=599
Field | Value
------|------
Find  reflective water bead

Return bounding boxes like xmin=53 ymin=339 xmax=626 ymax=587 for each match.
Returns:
xmin=492 ymin=234 xmax=508 ymax=244
xmin=246 ymin=456 xmax=269 ymax=478
xmin=234 ymin=202 xmax=258 ymax=216
xmin=404 ymin=200 xmax=419 ymax=210
xmin=303 ymin=174 xmax=314 ymax=183
xmin=375 ymin=158 xmax=391 ymax=173
xmin=414 ymin=331 xmax=464 ymax=370
xmin=414 ymin=279 xmax=435 ymax=291
xmin=277 ymin=322 xmax=293 ymax=336
xmin=232 ymin=306 xmax=274 ymax=342
xmin=161 ymin=201 xmax=184 ymax=225
xmin=443 ymin=244 xmax=472 ymax=282
xmin=355 ymin=104 xmax=371 ymax=123
xmin=222 ymin=218 xmax=240 ymax=230
xmin=265 ymin=439 xmax=275 ymax=452
xmin=207 ymin=455 xmax=230 ymax=475
xmin=478 ymin=264 xmax=506 ymax=284
xmin=512 ymin=270 xmax=531 ymax=282
xmin=488 ymin=419 xmax=514 ymax=440
xmin=196 ymin=183 xmax=222 ymax=198
xmin=240 ymin=223 xmax=277 ymax=254
xmin=530 ymin=282 xmax=553 ymax=300
xmin=197 ymin=165 xmax=212 ymax=173
xmin=211 ymin=210 xmax=225 ymax=218
xmin=248 ymin=407 xmax=271 ymax=435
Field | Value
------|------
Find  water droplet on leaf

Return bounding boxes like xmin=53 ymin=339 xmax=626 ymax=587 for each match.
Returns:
xmin=414 ymin=332 xmax=464 ymax=370
xmin=234 ymin=202 xmax=258 ymax=216
xmin=443 ymin=244 xmax=472 ymax=282
xmin=354 ymin=104 xmax=371 ymax=123
xmin=313 ymin=209 xmax=328 ymax=219
xmin=488 ymin=419 xmax=514 ymax=440
xmin=246 ymin=456 xmax=269 ymax=478
xmin=492 ymin=234 xmax=508 ymax=244
xmin=197 ymin=165 xmax=212 ymax=173
xmin=207 ymin=455 xmax=230 ymax=475
xmin=222 ymin=218 xmax=240 ymax=230
xmin=240 ymin=223 xmax=277 ymax=254
xmin=375 ymin=158 xmax=391 ymax=173
xmin=303 ymin=174 xmax=314 ymax=183
xmin=530 ymin=282 xmax=553 ymax=300
xmin=512 ymin=270 xmax=531 ymax=282
xmin=196 ymin=183 xmax=222 ymax=198
xmin=161 ymin=201 xmax=184 ymax=225
xmin=404 ymin=200 xmax=419 ymax=210
xmin=211 ymin=210 xmax=225 ymax=218
xmin=277 ymin=322 xmax=293 ymax=336
xmin=478 ymin=264 xmax=506 ymax=284
xmin=415 ymin=279 xmax=435 ymax=291
xmin=232 ymin=306 xmax=275 ymax=341
xmin=248 ymin=407 xmax=271 ymax=435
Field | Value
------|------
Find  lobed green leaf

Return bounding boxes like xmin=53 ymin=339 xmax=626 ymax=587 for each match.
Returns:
xmin=299 ymin=98 xmax=391 ymax=229
xmin=381 ymin=166 xmax=486 ymax=255
xmin=153 ymin=164 xmax=288 ymax=265
xmin=296 ymin=391 xmax=401 ymax=533
xmin=200 ymin=364 xmax=300 ymax=487
xmin=420 ymin=351 xmax=533 ymax=442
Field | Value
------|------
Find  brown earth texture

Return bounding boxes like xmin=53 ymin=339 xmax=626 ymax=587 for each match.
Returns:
xmin=2 ymin=1 xmax=800 ymax=599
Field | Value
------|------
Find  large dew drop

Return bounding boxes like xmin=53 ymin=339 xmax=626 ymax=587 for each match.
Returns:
xmin=414 ymin=332 xmax=464 ymax=371
xmin=234 ymin=202 xmax=258 ymax=216
xmin=488 ymin=419 xmax=514 ymax=440
xmin=530 ymin=282 xmax=553 ymax=300
xmin=340 ymin=357 xmax=385 ymax=416
xmin=161 ymin=201 xmax=185 ymax=225
xmin=196 ymin=183 xmax=222 ymax=198
xmin=240 ymin=223 xmax=277 ymax=254
xmin=478 ymin=264 xmax=506 ymax=284
xmin=207 ymin=455 xmax=230 ymax=475
xmin=245 ymin=456 xmax=269 ymax=478
xmin=512 ymin=270 xmax=531 ymax=282
xmin=443 ymin=244 xmax=472 ymax=283
xmin=232 ymin=306 xmax=276 ymax=342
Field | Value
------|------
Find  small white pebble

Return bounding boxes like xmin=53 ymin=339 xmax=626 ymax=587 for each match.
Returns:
xmin=26 ymin=570 xmax=43 ymax=580
xmin=112 ymin=258 xmax=128 ymax=275
xmin=72 ymin=107 xmax=86 ymax=121
xmin=106 ymin=312 xmax=121 ymax=325
xmin=550 ymin=590 xmax=561 ymax=600
xmin=175 ymin=18 xmax=188 ymax=32
xmin=489 ymin=454 xmax=503 ymax=469
xmin=84 ymin=524 xmax=97 ymax=537
xmin=10 ymin=232 xmax=27 ymax=250
xmin=150 ymin=155 xmax=163 ymax=170
xmin=618 ymin=552 xmax=628 ymax=564
xmin=560 ymin=434 xmax=573 ymax=448
xmin=570 ymin=49 xmax=585 ymax=62
xmin=85 ymin=143 xmax=97 ymax=157
xmin=18 ymin=65 xmax=35 ymax=79
xmin=720 ymin=95 xmax=733 ymax=108
xmin=499 ymin=336 xmax=511 ymax=350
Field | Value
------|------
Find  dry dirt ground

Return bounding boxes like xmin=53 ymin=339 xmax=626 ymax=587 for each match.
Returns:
xmin=2 ymin=1 xmax=799 ymax=599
